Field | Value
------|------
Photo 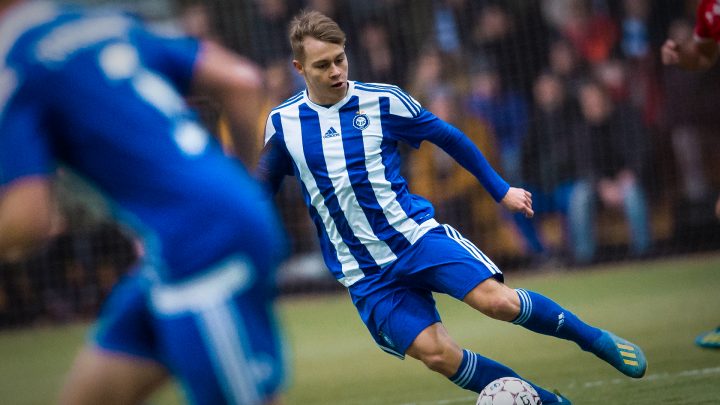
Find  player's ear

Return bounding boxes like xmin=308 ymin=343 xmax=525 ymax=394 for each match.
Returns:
xmin=292 ymin=60 xmax=304 ymax=76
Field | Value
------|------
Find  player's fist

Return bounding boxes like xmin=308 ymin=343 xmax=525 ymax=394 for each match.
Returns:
xmin=661 ymin=39 xmax=680 ymax=65
xmin=500 ymin=187 xmax=534 ymax=218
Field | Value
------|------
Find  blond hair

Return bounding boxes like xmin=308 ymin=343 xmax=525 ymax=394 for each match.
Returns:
xmin=288 ymin=10 xmax=346 ymax=62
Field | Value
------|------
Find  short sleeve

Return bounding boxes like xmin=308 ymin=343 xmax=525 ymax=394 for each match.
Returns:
xmin=385 ymin=85 xmax=423 ymax=119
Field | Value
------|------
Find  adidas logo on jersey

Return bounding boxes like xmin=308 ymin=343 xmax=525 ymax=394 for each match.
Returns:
xmin=323 ymin=127 xmax=340 ymax=139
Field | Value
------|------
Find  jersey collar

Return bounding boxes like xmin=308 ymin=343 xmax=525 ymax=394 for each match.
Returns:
xmin=303 ymin=80 xmax=355 ymax=113
xmin=0 ymin=1 xmax=58 ymax=62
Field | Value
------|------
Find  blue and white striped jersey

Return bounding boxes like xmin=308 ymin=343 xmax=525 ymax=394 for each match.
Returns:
xmin=260 ymin=81 xmax=509 ymax=287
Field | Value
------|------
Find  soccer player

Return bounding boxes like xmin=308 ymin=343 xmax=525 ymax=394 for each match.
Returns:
xmin=661 ymin=0 xmax=720 ymax=350
xmin=257 ymin=10 xmax=647 ymax=404
xmin=0 ymin=1 xmax=288 ymax=404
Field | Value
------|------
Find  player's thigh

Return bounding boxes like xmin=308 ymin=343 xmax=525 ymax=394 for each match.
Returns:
xmin=58 ymin=346 xmax=168 ymax=405
xmin=354 ymin=283 xmax=441 ymax=360
xmin=406 ymin=322 xmax=460 ymax=359
xmin=399 ymin=224 xmax=502 ymax=300
xmin=62 ymin=271 xmax=169 ymax=405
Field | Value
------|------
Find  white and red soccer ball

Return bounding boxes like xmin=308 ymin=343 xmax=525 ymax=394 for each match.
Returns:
xmin=476 ymin=377 xmax=542 ymax=405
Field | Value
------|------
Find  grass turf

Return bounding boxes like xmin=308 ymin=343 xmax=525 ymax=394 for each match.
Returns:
xmin=0 ymin=253 xmax=718 ymax=404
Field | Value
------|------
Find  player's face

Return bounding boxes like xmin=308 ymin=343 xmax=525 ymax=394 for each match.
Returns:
xmin=293 ymin=37 xmax=348 ymax=105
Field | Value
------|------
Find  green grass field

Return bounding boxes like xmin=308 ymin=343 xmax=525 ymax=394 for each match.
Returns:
xmin=1 ymin=254 xmax=719 ymax=404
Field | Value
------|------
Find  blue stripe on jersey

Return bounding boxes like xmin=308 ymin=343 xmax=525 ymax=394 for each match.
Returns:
xmin=339 ymin=97 xmax=411 ymax=255
xmin=303 ymin=182 xmax=345 ymax=273
xmin=378 ymin=96 xmax=435 ymax=222
xmin=270 ymin=112 xmax=284 ymax=142
xmin=299 ymin=104 xmax=381 ymax=272
xmin=355 ymin=82 xmax=420 ymax=117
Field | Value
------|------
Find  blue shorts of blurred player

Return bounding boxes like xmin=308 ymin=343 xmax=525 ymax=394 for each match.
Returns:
xmin=90 ymin=255 xmax=286 ymax=405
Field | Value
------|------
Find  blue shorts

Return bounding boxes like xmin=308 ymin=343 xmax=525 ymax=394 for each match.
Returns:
xmin=93 ymin=256 xmax=286 ymax=405
xmin=349 ymin=224 xmax=503 ymax=359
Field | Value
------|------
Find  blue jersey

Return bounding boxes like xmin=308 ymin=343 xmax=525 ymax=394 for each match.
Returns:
xmin=259 ymin=81 xmax=508 ymax=287
xmin=0 ymin=1 xmax=285 ymax=282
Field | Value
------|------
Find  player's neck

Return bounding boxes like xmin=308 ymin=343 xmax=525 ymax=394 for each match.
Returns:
xmin=306 ymin=85 xmax=348 ymax=107
xmin=308 ymin=93 xmax=344 ymax=107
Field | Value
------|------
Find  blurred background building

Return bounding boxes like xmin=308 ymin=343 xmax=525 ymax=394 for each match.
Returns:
xmin=3 ymin=0 xmax=720 ymax=328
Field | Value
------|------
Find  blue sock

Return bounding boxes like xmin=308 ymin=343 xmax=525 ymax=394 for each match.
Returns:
xmin=513 ymin=289 xmax=602 ymax=351
xmin=449 ymin=349 xmax=558 ymax=404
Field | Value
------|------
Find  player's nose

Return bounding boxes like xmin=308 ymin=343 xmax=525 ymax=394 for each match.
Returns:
xmin=330 ymin=64 xmax=341 ymax=78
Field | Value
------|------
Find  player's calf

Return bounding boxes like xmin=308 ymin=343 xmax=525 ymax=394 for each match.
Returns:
xmin=511 ymin=289 xmax=602 ymax=351
xmin=449 ymin=349 xmax=568 ymax=404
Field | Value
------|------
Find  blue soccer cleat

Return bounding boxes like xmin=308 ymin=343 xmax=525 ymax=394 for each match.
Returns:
xmin=591 ymin=330 xmax=647 ymax=378
xmin=695 ymin=327 xmax=720 ymax=349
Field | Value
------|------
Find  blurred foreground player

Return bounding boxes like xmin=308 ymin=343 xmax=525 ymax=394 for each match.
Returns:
xmin=257 ymin=10 xmax=647 ymax=405
xmin=0 ymin=0 xmax=288 ymax=403
xmin=661 ymin=0 xmax=720 ymax=350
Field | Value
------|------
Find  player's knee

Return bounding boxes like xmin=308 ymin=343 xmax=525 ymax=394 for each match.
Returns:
xmin=410 ymin=338 xmax=461 ymax=376
xmin=482 ymin=289 xmax=520 ymax=321
xmin=467 ymin=281 xmax=520 ymax=321
xmin=418 ymin=346 xmax=456 ymax=375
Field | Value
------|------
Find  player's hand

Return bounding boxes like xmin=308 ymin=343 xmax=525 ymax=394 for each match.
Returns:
xmin=500 ymin=187 xmax=534 ymax=218
xmin=661 ymin=39 xmax=681 ymax=65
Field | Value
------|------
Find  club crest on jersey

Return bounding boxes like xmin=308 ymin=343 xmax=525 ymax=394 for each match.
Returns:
xmin=353 ymin=111 xmax=370 ymax=130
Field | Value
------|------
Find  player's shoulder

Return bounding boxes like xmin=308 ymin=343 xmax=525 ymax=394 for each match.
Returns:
xmin=353 ymin=81 xmax=422 ymax=117
xmin=3 ymin=2 xmax=138 ymax=68
xmin=353 ymin=81 xmax=408 ymax=97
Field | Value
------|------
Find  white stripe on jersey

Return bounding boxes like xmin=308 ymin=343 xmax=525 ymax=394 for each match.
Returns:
xmin=280 ymin=110 xmax=366 ymax=286
xmin=356 ymin=92 xmax=439 ymax=245
xmin=315 ymin=110 xmax=397 ymax=265
xmin=0 ymin=2 xmax=58 ymax=61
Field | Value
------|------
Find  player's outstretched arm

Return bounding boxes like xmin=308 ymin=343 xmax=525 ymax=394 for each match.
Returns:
xmin=500 ymin=187 xmax=534 ymax=218
xmin=191 ymin=41 xmax=265 ymax=164
xmin=0 ymin=177 xmax=56 ymax=262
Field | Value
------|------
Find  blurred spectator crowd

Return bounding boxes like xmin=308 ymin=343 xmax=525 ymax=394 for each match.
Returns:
xmin=3 ymin=0 xmax=720 ymax=327
xmin=190 ymin=0 xmax=720 ymax=266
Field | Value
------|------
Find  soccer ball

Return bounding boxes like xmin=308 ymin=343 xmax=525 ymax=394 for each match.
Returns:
xmin=476 ymin=377 xmax=542 ymax=405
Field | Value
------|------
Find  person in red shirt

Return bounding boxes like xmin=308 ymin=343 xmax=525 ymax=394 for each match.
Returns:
xmin=662 ymin=0 xmax=720 ymax=70
xmin=661 ymin=0 xmax=720 ymax=350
